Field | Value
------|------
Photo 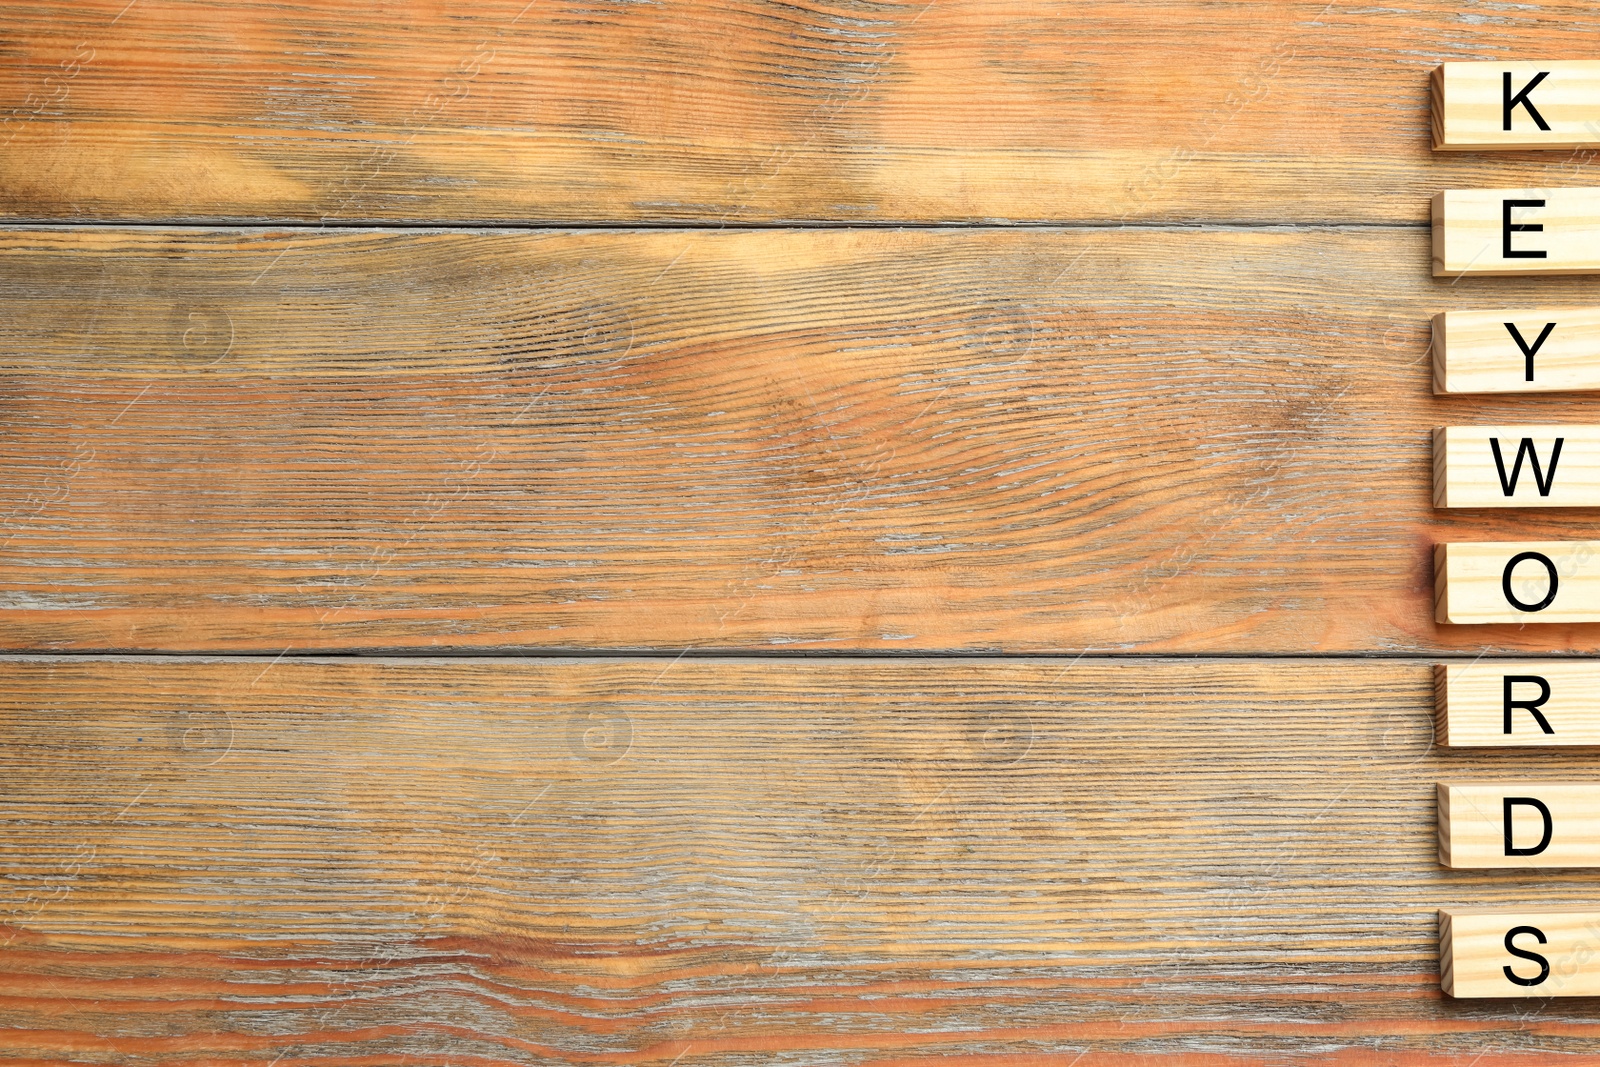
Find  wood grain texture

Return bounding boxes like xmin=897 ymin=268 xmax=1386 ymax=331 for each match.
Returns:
xmin=14 ymin=226 xmax=1600 ymax=651
xmin=1437 ymin=782 xmax=1600 ymax=868
xmin=6 ymin=655 xmax=1600 ymax=1063
xmin=1432 ymin=425 xmax=1592 ymax=508
xmin=1432 ymin=62 xmax=1600 ymax=150
xmin=9 ymin=0 xmax=1600 ymax=223
xmin=1433 ymin=189 xmax=1600 ymax=276
xmin=1432 ymin=309 xmax=1600 ymax=394
xmin=1436 ymin=661 xmax=1600 ymax=746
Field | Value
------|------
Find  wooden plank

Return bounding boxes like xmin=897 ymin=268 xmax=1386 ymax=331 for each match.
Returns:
xmin=1438 ymin=782 xmax=1600 ymax=868
xmin=1434 ymin=188 xmax=1600 ymax=276
xmin=8 ymin=655 xmax=1600 ymax=1061
xmin=1434 ymin=542 xmax=1600 ymax=624
xmin=16 ymin=226 xmax=1600 ymax=652
xmin=1433 ymin=308 xmax=1600 ymax=394
xmin=1436 ymin=661 xmax=1600 ymax=746
xmin=8 ymin=0 xmax=1600 ymax=223
xmin=1432 ymin=425 xmax=1600 ymax=508
xmin=1441 ymin=909 xmax=1600 ymax=997
xmin=1433 ymin=62 xmax=1600 ymax=150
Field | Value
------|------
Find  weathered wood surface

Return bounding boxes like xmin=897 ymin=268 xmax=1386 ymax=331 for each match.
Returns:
xmin=9 ymin=226 xmax=1600 ymax=652
xmin=3 ymin=655 xmax=1599 ymax=1063
xmin=6 ymin=0 xmax=1600 ymax=223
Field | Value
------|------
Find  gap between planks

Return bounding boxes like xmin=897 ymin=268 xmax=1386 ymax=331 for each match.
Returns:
xmin=0 ymin=652 xmax=1582 ymax=663
xmin=0 ymin=219 xmax=1436 ymax=233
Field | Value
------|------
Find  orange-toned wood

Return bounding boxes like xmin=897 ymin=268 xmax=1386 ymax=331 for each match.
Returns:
xmin=5 ymin=0 xmax=1600 ymax=223
xmin=2 ymin=655 xmax=1596 ymax=1062
xmin=8 ymin=226 xmax=1600 ymax=652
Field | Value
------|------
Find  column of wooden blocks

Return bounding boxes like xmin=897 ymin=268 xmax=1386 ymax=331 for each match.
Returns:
xmin=1439 ymin=658 xmax=1600 ymax=995
xmin=1432 ymin=60 xmax=1600 ymax=999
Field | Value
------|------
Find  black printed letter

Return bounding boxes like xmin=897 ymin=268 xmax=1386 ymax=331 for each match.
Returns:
xmin=1490 ymin=437 xmax=1563 ymax=497
xmin=1503 ymin=199 xmax=1547 ymax=259
xmin=1502 ymin=551 xmax=1559 ymax=613
xmin=1504 ymin=796 xmax=1554 ymax=856
xmin=1503 ymin=925 xmax=1550 ymax=986
xmin=1504 ymin=71 xmax=1552 ymax=131
xmin=1504 ymin=675 xmax=1555 ymax=735
xmin=1505 ymin=321 xmax=1556 ymax=382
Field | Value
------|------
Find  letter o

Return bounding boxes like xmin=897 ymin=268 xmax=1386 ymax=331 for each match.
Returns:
xmin=1503 ymin=551 xmax=1559 ymax=612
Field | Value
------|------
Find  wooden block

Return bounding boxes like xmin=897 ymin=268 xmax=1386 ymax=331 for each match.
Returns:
xmin=1437 ymin=662 xmax=1600 ymax=746
xmin=1435 ymin=542 xmax=1600 ymax=624
xmin=1439 ymin=782 xmax=1600 ymax=867
xmin=1433 ymin=63 xmax=1600 ymax=150
xmin=1433 ymin=426 xmax=1600 ymax=508
xmin=1433 ymin=189 xmax=1600 ymax=276
xmin=1442 ymin=909 xmax=1600 ymax=997
xmin=1433 ymin=309 xmax=1600 ymax=394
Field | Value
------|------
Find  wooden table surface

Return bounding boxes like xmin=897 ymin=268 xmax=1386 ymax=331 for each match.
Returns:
xmin=5 ymin=1 xmax=1600 ymax=1062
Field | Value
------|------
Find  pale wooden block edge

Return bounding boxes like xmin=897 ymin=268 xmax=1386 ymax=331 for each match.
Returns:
xmin=1430 ymin=192 xmax=1446 ymax=277
xmin=1433 ymin=664 xmax=1452 ymax=746
xmin=1432 ymin=426 xmax=1448 ymax=508
xmin=1430 ymin=65 xmax=1447 ymax=152
xmin=1433 ymin=543 xmax=1450 ymax=623
xmin=1439 ymin=909 xmax=1456 ymax=997
xmin=1431 ymin=311 xmax=1448 ymax=394
xmin=1437 ymin=781 xmax=1454 ymax=867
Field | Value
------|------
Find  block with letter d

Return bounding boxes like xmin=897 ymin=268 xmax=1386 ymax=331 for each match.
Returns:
xmin=1438 ymin=782 xmax=1600 ymax=867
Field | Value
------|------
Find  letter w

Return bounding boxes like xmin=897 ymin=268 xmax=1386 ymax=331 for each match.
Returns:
xmin=1491 ymin=437 xmax=1564 ymax=497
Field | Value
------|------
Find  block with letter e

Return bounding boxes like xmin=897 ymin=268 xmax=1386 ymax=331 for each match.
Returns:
xmin=1433 ymin=189 xmax=1600 ymax=276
